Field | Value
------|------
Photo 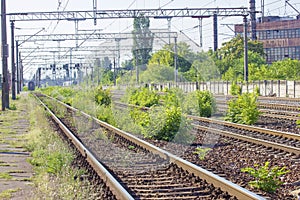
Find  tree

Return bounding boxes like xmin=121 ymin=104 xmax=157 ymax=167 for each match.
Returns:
xmin=222 ymin=51 xmax=267 ymax=81
xmin=211 ymin=35 xmax=265 ymax=75
xmin=140 ymin=63 xmax=174 ymax=83
xmin=122 ymin=59 xmax=134 ymax=71
xmin=102 ymin=57 xmax=112 ymax=70
xmin=132 ymin=16 xmax=153 ymax=69
xmin=148 ymin=47 xmax=173 ymax=67
xmin=184 ymin=51 xmax=220 ymax=81
xmin=148 ymin=42 xmax=195 ymax=73
xmin=267 ymin=59 xmax=300 ymax=80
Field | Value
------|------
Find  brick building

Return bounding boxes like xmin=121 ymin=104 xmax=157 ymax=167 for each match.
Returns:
xmin=235 ymin=16 xmax=300 ymax=64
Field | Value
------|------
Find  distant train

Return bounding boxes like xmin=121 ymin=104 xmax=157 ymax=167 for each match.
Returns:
xmin=28 ymin=81 xmax=35 ymax=91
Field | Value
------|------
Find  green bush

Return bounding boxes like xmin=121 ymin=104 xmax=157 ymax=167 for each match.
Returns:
xmin=142 ymin=105 xmax=189 ymax=141
xmin=241 ymin=162 xmax=289 ymax=193
xmin=254 ymin=86 xmax=260 ymax=96
xmin=225 ymin=92 xmax=260 ymax=125
xmin=129 ymin=108 xmax=150 ymax=128
xmin=128 ymin=87 xmax=160 ymax=107
xmin=113 ymin=109 xmax=144 ymax=135
xmin=230 ymin=82 xmax=242 ymax=96
xmin=23 ymin=86 xmax=29 ymax=91
xmin=39 ymin=86 xmax=75 ymax=106
xmin=94 ymin=86 xmax=111 ymax=106
xmin=96 ymin=105 xmax=115 ymax=126
xmin=161 ymin=88 xmax=185 ymax=107
xmin=183 ymin=90 xmax=216 ymax=117
xmin=125 ymin=87 xmax=191 ymax=141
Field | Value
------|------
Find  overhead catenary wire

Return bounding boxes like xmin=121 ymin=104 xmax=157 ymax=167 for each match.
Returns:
xmin=51 ymin=0 xmax=70 ymax=34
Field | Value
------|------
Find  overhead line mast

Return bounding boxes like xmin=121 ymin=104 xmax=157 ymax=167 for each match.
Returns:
xmin=7 ymin=8 xmax=249 ymax=21
xmin=8 ymin=7 xmax=251 ymax=94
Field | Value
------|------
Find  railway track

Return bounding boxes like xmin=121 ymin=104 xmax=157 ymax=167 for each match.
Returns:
xmin=114 ymin=101 xmax=300 ymax=155
xmin=216 ymin=103 xmax=300 ymax=121
xmin=189 ymin=115 xmax=300 ymax=155
xmin=34 ymin=93 xmax=264 ymax=200
xmin=111 ymin=90 xmax=300 ymax=121
xmin=112 ymin=101 xmax=300 ymax=199
xmin=214 ymin=94 xmax=300 ymax=106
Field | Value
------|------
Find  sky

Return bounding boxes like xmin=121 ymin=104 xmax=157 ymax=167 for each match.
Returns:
xmin=3 ymin=0 xmax=300 ymax=78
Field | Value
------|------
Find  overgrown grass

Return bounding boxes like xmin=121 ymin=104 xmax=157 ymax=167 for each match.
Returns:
xmin=0 ymin=189 xmax=20 ymax=199
xmin=0 ymin=172 xmax=13 ymax=180
xmin=22 ymin=94 xmax=97 ymax=199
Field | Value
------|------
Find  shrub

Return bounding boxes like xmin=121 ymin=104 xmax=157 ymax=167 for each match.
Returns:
xmin=142 ymin=105 xmax=189 ymax=141
xmin=161 ymin=88 xmax=185 ymax=107
xmin=39 ymin=86 xmax=75 ymax=106
xmin=225 ymin=92 xmax=260 ymax=125
xmin=241 ymin=162 xmax=289 ymax=193
xmin=94 ymin=86 xmax=111 ymax=106
xmin=128 ymin=87 xmax=160 ymax=107
xmin=129 ymin=108 xmax=150 ymax=128
xmin=96 ymin=105 xmax=115 ymax=126
xmin=254 ymin=86 xmax=260 ymax=96
xmin=230 ymin=82 xmax=242 ymax=96
xmin=183 ymin=90 xmax=216 ymax=117
xmin=126 ymin=87 xmax=191 ymax=141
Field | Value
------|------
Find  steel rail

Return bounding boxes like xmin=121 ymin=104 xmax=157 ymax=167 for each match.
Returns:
xmin=216 ymin=99 xmax=300 ymax=111
xmin=259 ymin=102 xmax=299 ymax=111
xmin=34 ymin=94 xmax=134 ymax=200
xmin=114 ymin=101 xmax=300 ymax=151
xmin=42 ymin=94 xmax=265 ymax=200
xmin=214 ymin=94 xmax=300 ymax=103
xmin=260 ymin=112 xmax=300 ymax=121
xmin=217 ymin=104 xmax=300 ymax=121
xmin=193 ymin=124 xmax=300 ymax=155
xmin=189 ymin=115 xmax=300 ymax=141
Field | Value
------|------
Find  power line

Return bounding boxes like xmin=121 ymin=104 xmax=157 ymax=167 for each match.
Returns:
xmin=265 ymin=0 xmax=281 ymax=7
xmin=202 ymin=0 xmax=216 ymax=8
xmin=51 ymin=0 xmax=70 ymax=34
xmin=159 ymin=0 xmax=174 ymax=9
xmin=102 ymin=0 xmax=137 ymax=32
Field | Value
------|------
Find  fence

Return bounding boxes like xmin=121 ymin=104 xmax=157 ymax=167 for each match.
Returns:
xmin=114 ymin=80 xmax=300 ymax=98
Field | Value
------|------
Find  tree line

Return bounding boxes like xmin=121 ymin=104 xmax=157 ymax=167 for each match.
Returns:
xmin=92 ymin=17 xmax=300 ymax=85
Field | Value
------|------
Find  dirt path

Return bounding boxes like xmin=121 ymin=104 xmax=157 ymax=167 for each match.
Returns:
xmin=0 ymin=94 xmax=34 ymax=199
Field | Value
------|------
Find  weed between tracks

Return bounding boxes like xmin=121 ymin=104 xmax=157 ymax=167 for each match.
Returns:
xmin=22 ymin=95 xmax=96 ymax=199
xmin=0 ymin=189 xmax=20 ymax=199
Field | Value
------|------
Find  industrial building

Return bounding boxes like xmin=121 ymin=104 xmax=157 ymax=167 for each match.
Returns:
xmin=235 ymin=16 xmax=300 ymax=64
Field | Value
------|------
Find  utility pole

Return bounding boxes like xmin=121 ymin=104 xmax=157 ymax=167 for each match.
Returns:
xmin=1 ymin=0 xmax=9 ymax=110
xmin=167 ymin=17 xmax=172 ymax=45
xmin=213 ymin=13 xmax=218 ymax=51
xmin=16 ymin=40 xmax=20 ymax=94
xmin=250 ymin=0 xmax=257 ymax=40
xmin=11 ymin=21 xmax=16 ymax=100
xmin=174 ymin=37 xmax=178 ymax=83
xmin=243 ymin=16 xmax=248 ymax=82
xmin=113 ymin=57 xmax=116 ymax=86
xmin=93 ymin=0 xmax=97 ymax=25
xmin=198 ymin=18 xmax=203 ymax=48
xmin=135 ymin=50 xmax=139 ymax=84
xmin=19 ymin=52 xmax=23 ymax=92
xmin=69 ymin=48 xmax=72 ymax=83
xmin=261 ymin=0 xmax=264 ymax=22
